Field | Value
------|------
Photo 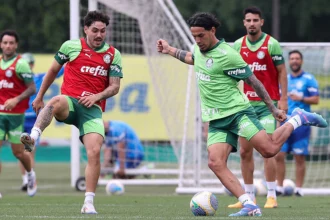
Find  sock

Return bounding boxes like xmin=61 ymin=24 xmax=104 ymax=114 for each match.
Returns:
xmin=22 ymin=173 xmax=28 ymax=184
xmin=30 ymin=127 xmax=42 ymax=141
xmin=27 ymin=169 xmax=34 ymax=176
xmin=266 ymin=181 xmax=277 ymax=198
xmin=295 ymin=187 xmax=302 ymax=193
xmin=238 ymin=193 xmax=255 ymax=206
xmin=287 ymin=115 xmax=302 ymax=130
xmin=244 ymin=184 xmax=255 ymax=200
xmin=85 ymin=192 xmax=95 ymax=204
xmin=276 ymin=186 xmax=284 ymax=194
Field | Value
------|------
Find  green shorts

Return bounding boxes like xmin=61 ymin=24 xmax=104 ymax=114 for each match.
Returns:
xmin=0 ymin=113 xmax=24 ymax=144
xmin=56 ymin=96 xmax=104 ymax=142
xmin=207 ymin=106 xmax=264 ymax=152
xmin=250 ymin=101 xmax=277 ymax=134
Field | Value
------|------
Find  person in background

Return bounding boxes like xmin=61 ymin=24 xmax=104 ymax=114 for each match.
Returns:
xmin=276 ymin=50 xmax=320 ymax=197
xmin=19 ymin=52 xmax=64 ymax=191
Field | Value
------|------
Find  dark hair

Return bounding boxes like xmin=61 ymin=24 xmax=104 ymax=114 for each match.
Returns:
xmin=84 ymin=11 xmax=110 ymax=27
xmin=187 ymin=12 xmax=221 ymax=30
xmin=244 ymin=6 xmax=263 ymax=18
xmin=0 ymin=30 xmax=19 ymax=43
xmin=289 ymin=50 xmax=303 ymax=60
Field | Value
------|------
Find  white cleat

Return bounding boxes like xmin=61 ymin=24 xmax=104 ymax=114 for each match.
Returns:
xmin=20 ymin=133 xmax=35 ymax=152
xmin=27 ymin=172 xmax=37 ymax=197
xmin=81 ymin=201 xmax=98 ymax=214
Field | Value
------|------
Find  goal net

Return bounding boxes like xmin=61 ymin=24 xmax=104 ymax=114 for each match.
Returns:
xmin=71 ymin=0 xmax=197 ymax=188
xmin=176 ymin=43 xmax=330 ymax=195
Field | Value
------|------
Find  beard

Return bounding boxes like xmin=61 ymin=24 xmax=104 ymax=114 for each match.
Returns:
xmin=248 ymin=30 xmax=258 ymax=36
xmin=290 ymin=65 xmax=301 ymax=72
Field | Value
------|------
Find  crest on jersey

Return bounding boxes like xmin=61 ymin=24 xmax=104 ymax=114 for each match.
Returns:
xmin=296 ymin=81 xmax=303 ymax=89
xmin=206 ymin=58 xmax=213 ymax=68
xmin=257 ymin=51 xmax=265 ymax=59
xmin=5 ymin=70 xmax=13 ymax=77
xmin=103 ymin=54 xmax=111 ymax=64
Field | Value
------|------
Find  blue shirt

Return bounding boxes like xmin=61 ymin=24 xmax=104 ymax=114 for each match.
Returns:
xmin=105 ymin=121 xmax=144 ymax=157
xmin=25 ymin=67 xmax=64 ymax=118
xmin=287 ymin=71 xmax=319 ymax=115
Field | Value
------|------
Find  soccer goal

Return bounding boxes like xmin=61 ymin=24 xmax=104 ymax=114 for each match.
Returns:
xmin=176 ymin=43 xmax=330 ymax=195
xmin=70 ymin=0 xmax=198 ymax=189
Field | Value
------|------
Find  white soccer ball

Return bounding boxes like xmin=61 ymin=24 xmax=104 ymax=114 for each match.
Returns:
xmin=283 ymin=179 xmax=295 ymax=196
xmin=190 ymin=191 xmax=218 ymax=216
xmin=254 ymin=179 xmax=267 ymax=196
xmin=105 ymin=180 xmax=125 ymax=195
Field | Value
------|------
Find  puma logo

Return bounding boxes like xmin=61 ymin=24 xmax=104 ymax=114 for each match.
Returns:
xmin=85 ymin=53 xmax=92 ymax=58
xmin=243 ymin=52 xmax=249 ymax=57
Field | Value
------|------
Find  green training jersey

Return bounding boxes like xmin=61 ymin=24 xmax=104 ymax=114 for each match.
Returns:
xmin=193 ymin=39 xmax=253 ymax=122
xmin=233 ymin=32 xmax=284 ymax=66
xmin=54 ymin=39 xmax=123 ymax=78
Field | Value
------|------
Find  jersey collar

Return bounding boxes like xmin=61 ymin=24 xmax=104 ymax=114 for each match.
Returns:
xmin=202 ymin=38 xmax=225 ymax=53
xmin=247 ymin=32 xmax=266 ymax=45
xmin=1 ymin=54 xmax=18 ymax=62
xmin=94 ymin=41 xmax=106 ymax=51
xmin=290 ymin=70 xmax=305 ymax=78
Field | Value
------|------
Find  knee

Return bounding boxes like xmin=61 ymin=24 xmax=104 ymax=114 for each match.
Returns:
xmin=208 ymin=156 xmax=226 ymax=171
xmin=260 ymin=148 xmax=277 ymax=158
xmin=86 ymin=146 xmax=101 ymax=161
xmin=240 ymin=147 xmax=252 ymax=160
xmin=12 ymin=149 xmax=25 ymax=160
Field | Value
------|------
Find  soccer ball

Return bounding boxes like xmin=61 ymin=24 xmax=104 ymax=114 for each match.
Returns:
xmin=190 ymin=191 xmax=218 ymax=216
xmin=283 ymin=179 xmax=295 ymax=196
xmin=254 ymin=179 xmax=267 ymax=196
xmin=105 ymin=180 xmax=125 ymax=195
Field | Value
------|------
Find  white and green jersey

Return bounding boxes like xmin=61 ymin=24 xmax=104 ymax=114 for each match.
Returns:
xmin=193 ymin=39 xmax=253 ymax=122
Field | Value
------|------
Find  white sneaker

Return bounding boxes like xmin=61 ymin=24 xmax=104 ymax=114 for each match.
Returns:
xmin=81 ymin=201 xmax=98 ymax=214
xmin=27 ymin=172 xmax=37 ymax=197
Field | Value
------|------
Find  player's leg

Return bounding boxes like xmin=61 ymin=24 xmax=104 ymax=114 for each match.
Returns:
xmin=291 ymin=126 xmax=310 ymax=196
xmin=208 ymin=116 xmax=261 ymax=217
xmin=20 ymin=95 xmax=70 ymax=152
xmin=79 ymin=102 xmax=104 ymax=214
xmin=228 ymin=138 xmax=255 ymax=208
xmin=275 ymin=141 xmax=290 ymax=195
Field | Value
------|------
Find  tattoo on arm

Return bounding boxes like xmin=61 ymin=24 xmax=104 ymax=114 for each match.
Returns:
xmin=244 ymin=74 xmax=276 ymax=112
xmin=35 ymin=106 xmax=54 ymax=131
xmin=99 ymin=77 xmax=121 ymax=100
xmin=175 ymin=49 xmax=188 ymax=62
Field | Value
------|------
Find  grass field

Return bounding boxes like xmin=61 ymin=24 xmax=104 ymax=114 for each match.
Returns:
xmin=1 ymin=163 xmax=330 ymax=219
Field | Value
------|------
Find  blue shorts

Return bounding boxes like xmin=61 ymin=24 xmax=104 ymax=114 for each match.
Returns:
xmin=24 ymin=117 xmax=40 ymax=146
xmin=281 ymin=126 xmax=310 ymax=155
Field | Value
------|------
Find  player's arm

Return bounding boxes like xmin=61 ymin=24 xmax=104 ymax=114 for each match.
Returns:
xmin=291 ymin=76 xmax=319 ymax=105
xmin=103 ymin=146 xmax=113 ymax=167
xmin=97 ymin=76 xmax=121 ymax=101
xmin=117 ymin=141 xmax=126 ymax=173
xmin=271 ymin=40 xmax=288 ymax=112
xmin=157 ymin=39 xmax=194 ymax=65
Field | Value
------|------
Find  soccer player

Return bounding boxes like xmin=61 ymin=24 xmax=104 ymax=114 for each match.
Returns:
xmin=275 ymin=50 xmax=319 ymax=197
xmin=156 ymin=12 xmax=327 ymax=217
xmin=0 ymin=30 xmax=37 ymax=197
xmin=19 ymin=53 xmax=64 ymax=191
xmin=103 ymin=120 xmax=144 ymax=179
xmin=20 ymin=11 xmax=123 ymax=214
xmin=228 ymin=6 xmax=287 ymax=209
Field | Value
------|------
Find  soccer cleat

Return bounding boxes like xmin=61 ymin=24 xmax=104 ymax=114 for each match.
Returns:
xmin=264 ymin=196 xmax=278 ymax=208
xmin=295 ymin=190 xmax=304 ymax=197
xmin=229 ymin=204 xmax=262 ymax=217
xmin=20 ymin=133 xmax=36 ymax=152
xmin=27 ymin=172 xmax=37 ymax=197
xmin=276 ymin=190 xmax=283 ymax=196
xmin=21 ymin=183 xmax=28 ymax=192
xmin=81 ymin=201 xmax=98 ymax=214
xmin=291 ymin=108 xmax=328 ymax=128
xmin=228 ymin=198 xmax=257 ymax=208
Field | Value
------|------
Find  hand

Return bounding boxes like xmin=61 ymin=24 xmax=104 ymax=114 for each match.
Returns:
xmin=78 ymin=94 xmax=100 ymax=108
xmin=115 ymin=169 xmax=127 ymax=179
xmin=4 ymin=97 xmax=19 ymax=111
xmin=272 ymin=108 xmax=287 ymax=122
xmin=157 ymin=39 xmax=170 ymax=54
xmin=32 ymin=97 xmax=45 ymax=115
xmin=278 ymin=97 xmax=288 ymax=113
xmin=289 ymin=92 xmax=303 ymax=101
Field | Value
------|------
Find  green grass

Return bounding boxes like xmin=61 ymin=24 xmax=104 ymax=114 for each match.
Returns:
xmin=1 ymin=163 xmax=330 ymax=219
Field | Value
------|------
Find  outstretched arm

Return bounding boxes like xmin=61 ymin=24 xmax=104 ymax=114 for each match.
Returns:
xmin=276 ymin=63 xmax=288 ymax=112
xmin=244 ymin=74 xmax=286 ymax=122
xmin=157 ymin=39 xmax=194 ymax=65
